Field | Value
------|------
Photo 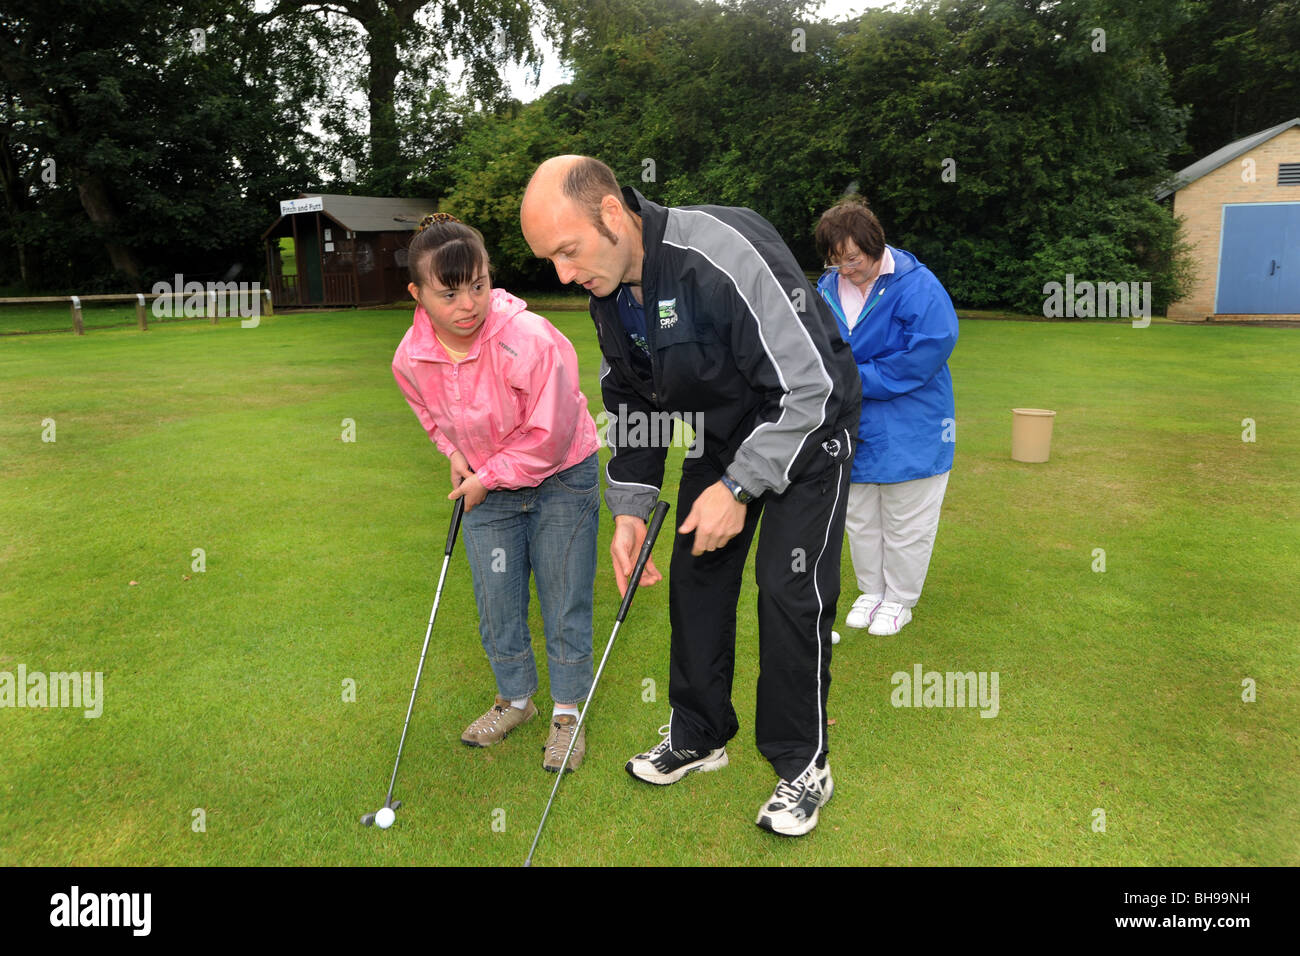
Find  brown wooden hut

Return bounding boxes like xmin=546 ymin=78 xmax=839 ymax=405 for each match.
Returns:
xmin=262 ymin=193 xmax=436 ymax=307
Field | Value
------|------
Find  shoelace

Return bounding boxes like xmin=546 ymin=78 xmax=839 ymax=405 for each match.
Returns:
xmin=771 ymin=779 xmax=803 ymax=806
xmin=772 ymin=768 xmax=820 ymax=807
xmin=546 ymin=723 xmax=572 ymax=759
xmin=546 ymin=718 xmax=578 ymax=762
xmin=470 ymin=703 xmax=510 ymax=733
xmin=646 ymin=725 xmax=712 ymax=763
xmin=648 ymin=724 xmax=673 ymax=755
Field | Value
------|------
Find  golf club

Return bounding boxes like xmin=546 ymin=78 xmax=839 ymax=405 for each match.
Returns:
xmin=361 ymin=494 xmax=466 ymax=828
xmin=523 ymin=499 xmax=671 ymax=866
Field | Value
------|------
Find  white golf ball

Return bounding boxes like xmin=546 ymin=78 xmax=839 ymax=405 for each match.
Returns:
xmin=831 ymin=630 xmax=841 ymax=645
xmin=375 ymin=807 xmax=395 ymax=829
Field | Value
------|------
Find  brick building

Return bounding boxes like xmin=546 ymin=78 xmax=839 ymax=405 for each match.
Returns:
xmin=1160 ymin=118 xmax=1300 ymax=321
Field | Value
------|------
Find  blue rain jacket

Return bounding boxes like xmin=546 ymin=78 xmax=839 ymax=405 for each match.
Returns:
xmin=816 ymin=246 xmax=958 ymax=484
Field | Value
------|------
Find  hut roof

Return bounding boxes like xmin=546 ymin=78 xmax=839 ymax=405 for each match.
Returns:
xmin=1156 ymin=118 xmax=1300 ymax=200
xmin=291 ymin=193 xmax=438 ymax=233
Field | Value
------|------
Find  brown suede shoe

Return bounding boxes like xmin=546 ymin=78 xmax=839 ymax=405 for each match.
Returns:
xmin=542 ymin=713 xmax=585 ymax=773
xmin=461 ymin=696 xmax=536 ymax=747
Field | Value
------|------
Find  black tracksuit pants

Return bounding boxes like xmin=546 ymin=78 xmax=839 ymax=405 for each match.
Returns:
xmin=666 ymin=426 xmax=854 ymax=781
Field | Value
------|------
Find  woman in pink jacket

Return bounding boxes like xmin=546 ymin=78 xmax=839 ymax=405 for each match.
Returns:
xmin=392 ymin=213 xmax=601 ymax=773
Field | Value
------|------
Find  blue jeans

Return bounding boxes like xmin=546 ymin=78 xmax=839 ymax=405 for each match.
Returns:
xmin=461 ymin=453 xmax=598 ymax=704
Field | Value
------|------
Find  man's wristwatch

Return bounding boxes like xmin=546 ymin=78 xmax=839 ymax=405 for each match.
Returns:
xmin=720 ymin=474 xmax=755 ymax=504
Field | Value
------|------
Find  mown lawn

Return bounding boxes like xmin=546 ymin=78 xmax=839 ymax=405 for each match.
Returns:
xmin=0 ymin=305 xmax=1295 ymax=867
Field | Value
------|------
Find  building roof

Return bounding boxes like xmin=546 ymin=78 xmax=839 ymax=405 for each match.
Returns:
xmin=290 ymin=193 xmax=438 ymax=233
xmin=1157 ymin=118 xmax=1300 ymax=200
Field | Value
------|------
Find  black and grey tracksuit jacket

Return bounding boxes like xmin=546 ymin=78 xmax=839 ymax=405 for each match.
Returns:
xmin=593 ymin=187 xmax=860 ymax=511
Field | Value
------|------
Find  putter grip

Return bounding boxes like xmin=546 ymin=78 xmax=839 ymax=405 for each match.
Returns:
xmin=616 ymin=500 xmax=670 ymax=621
xmin=445 ymin=495 xmax=465 ymax=554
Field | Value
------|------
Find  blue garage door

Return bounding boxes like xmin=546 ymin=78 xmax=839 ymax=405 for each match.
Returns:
xmin=1217 ymin=203 xmax=1300 ymax=314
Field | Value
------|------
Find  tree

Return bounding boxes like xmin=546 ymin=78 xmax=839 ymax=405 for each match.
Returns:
xmin=443 ymin=0 xmax=1195 ymax=307
xmin=259 ymin=0 xmax=557 ymax=194
xmin=553 ymin=0 xmax=850 ymax=264
xmin=833 ymin=0 xmax=1192 ymax=310
xmin=0 ymin=0 xmax=334 ymax=290
xmin=441 ymin=95 xmax=579 ymax=288
xmin=1165 ymin=0 xmax=1300 ymax=163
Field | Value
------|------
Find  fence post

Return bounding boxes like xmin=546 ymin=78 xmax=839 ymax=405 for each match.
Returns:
xmin=136 ymin=293 xmax=148 ymax=330
xmin=70 ymin=296 xmax=84 ymax=335
xmin=207 ymin=289 xmax=218 ymax=324
xmin=262 ymin=287 xmax=274 ymax=317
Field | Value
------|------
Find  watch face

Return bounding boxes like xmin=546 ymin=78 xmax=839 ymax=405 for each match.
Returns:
xmin=724 ymin=476 xmax=752 ymax=503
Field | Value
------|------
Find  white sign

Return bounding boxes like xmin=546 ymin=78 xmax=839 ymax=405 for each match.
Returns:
xmin=280 ymin=196 xmax=324 ymax=215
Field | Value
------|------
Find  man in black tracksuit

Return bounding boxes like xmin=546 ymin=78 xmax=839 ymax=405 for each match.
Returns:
xmin=521 ymin=156 xmax=859 ymax=836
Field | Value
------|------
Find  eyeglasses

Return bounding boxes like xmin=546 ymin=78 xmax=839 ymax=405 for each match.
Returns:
xmin=828 ymin=254 xmax=864 ymax=271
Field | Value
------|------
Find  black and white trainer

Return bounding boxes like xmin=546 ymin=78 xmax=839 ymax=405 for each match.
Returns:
xmin=755 ymin=761 xmax=834 ymax=836
xmin=625 ymin=724 xmax=728 ymax=785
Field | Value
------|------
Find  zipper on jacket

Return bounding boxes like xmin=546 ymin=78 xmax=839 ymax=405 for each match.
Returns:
xmin=627 ymin=192 xmax=662 ymax=407
xmin=642 ymin=286 xmax=660 ymax=406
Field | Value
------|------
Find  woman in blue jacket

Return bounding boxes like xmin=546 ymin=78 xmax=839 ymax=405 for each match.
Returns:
xmin=814 ymin=196 xmax=958 ymax=636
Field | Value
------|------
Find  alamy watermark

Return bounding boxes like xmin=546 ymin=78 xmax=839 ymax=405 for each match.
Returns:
xmin=890 ymin=663 xmax=999 ymax=718
xmin=151 ymin=274 xmax=262 ymax=327
xmin=0 ymin=665 xmax=103 ymax=718
xmin=595 ymin=404 xmax=703 ymax=458
xmin=50 ymin=886 xmax=150 ymax=936
xmin=1042 ymin=274 xmax=1151 ymax=327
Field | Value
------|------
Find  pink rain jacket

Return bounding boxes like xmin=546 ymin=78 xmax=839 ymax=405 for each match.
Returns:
xmin=392 ymin=289 xmax=600 ymax=491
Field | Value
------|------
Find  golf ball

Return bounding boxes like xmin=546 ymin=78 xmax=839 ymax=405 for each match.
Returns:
xmin=831 ymin=630 xmax=841 ymax=645
xmin=375 ymin=807 xmax=395 ymax=829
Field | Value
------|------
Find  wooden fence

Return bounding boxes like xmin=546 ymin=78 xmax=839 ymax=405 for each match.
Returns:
xmin=0 ymin=289 xmax=275 ymax=334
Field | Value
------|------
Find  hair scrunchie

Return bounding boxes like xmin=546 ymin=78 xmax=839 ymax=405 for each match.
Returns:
xmin=419 ymin=212 xmax=461 ymax=231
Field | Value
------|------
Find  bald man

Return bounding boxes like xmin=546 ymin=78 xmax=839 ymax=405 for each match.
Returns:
xmin=521 ymin=156 xmax=860 ymax=836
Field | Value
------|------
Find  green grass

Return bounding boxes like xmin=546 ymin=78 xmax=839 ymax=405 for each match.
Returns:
xmin=0 ymin=291 xmax=589 ymax=335
xmin=0 ymin=302 xmax=243 ymax=335
xmin=0 ymin=302 xmax=138 ymax=335
xmin=0 ymin=309 xmax=1296 ymax=867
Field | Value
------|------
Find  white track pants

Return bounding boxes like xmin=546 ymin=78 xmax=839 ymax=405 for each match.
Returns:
xmin=845 ymin=470 xmax=950 ymax=607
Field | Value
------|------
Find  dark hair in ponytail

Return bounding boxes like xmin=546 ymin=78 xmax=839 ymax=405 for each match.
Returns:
xmin=407 ymin=213 xmax=491 ymax=290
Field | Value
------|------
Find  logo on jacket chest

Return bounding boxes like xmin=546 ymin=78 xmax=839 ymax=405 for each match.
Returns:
xmin=657 ymin=299 xmax=678 ymax=329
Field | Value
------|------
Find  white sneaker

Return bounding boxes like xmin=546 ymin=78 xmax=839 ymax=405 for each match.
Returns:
xmin=868 ymin=601 xmax=912 ymax=635
xmin=756 ymin=762 xmax=834 ymax=837
xmin=845 ymin=593 xmax=883 ymax=629
xmin=625 ymin=725 xmax=729 ymax=785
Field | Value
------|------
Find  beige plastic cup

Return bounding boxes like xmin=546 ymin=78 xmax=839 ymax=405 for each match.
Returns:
xmin=1011 ymin=408 xmax=1057 ymax=462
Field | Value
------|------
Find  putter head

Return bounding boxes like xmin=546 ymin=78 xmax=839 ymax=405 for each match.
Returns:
xmin=361 ymin=799 xmax=402 ymax=828
xmin=361 ymin=799 xmax=401 ymax=828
